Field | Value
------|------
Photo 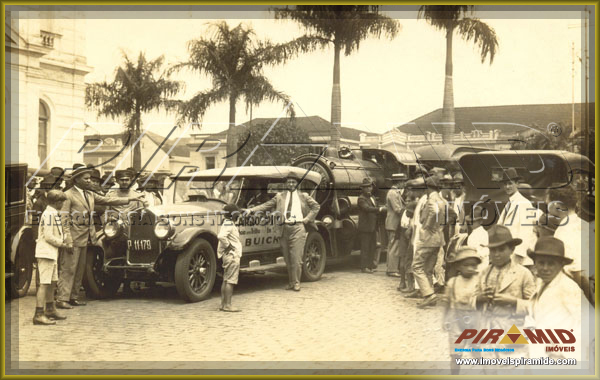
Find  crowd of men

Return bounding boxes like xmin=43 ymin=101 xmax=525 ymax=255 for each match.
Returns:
xmin=360 ymin=165 xmax=593 ymax=370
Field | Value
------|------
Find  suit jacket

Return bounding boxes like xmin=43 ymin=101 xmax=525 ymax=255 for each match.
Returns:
xmin=35 ymin=206 xmax=64 ymax=260
xmin=62 ymin=187 xmax=130 ymax=247
xmin=418 ymin=191 xmax=447 ymax=248
xmin=476 ymin=261 xmax=536 ymax=330
xmin=385 ymin=187 xmax=404 ymax=231
xmin=358 ymin=194 xmax=380 ymax=233
xmin=520 ymin=272 xmax=590 ymax=361
xmin=249 ymin=191 xmax=320 ymax=235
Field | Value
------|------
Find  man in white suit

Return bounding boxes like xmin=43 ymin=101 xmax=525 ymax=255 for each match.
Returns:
xmin=249 ymin=171 xmax=320 ymax=291
xmin=496 ymin=168 xmax=537 ymax=267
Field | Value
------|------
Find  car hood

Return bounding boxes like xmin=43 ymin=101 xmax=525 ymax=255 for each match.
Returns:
xmin=146 ymin=202 xmax=224 ymax=218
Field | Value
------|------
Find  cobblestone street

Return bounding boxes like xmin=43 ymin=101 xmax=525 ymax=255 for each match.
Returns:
xmin=7 ymin=259 xmax=451 ymax=374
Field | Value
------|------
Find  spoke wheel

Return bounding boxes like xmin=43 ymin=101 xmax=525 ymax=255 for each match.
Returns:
xmin=301 ymin=231 xmax=327 ymax=282
xmin=175 ymin=239 xmax=216 ymax=303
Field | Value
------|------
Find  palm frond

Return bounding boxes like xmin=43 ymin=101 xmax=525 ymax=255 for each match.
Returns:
xmin=456 ymin=17 xmax=499 ymax=64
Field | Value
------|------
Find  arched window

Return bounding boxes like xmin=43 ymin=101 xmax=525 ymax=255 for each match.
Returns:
xmin=38 ymin=101 xmax=49 ymax=168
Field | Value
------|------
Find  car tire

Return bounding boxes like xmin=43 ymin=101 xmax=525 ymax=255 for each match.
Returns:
xmin=174 ymin=239 xmax=216 ymax=303
xmin=83 ymin=247 xmax=122 ymax=299
xmin=301 ymin=231 xmax=327 ymax=282
xmin=10 ymin=233 xmax=34 ymax=298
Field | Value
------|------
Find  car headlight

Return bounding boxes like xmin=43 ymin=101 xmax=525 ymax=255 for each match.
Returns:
xmin=154 ymin=219 xmax=174 ymax=239
xmin=322 ymin=215 xmax=334 ymax=226
xmin=104 ymin=219 xmax=122 ymax=239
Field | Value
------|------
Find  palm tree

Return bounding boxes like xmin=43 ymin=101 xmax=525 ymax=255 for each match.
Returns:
xmin=418 ymin=6 xmax=498 ymax=143
xmin=272 ymin=6 xmax=400 ymax=149
xmin=172 ymin=21 xmax=321 ymax=167
xmin=86 ymin=52 xmax=182 ymax=170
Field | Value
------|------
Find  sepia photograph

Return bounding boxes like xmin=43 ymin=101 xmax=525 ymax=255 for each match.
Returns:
xmin=3 ymin=3 xmax=596 ymax=376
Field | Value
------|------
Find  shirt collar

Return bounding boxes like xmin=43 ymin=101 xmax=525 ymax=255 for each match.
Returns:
xmin=508 ymin=191 xmax=520 ymax=202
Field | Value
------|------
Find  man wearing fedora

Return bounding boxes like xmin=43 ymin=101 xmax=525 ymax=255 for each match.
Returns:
xmin=248 ymin=171 xmax=320 ymax=291
xmin=57 ymin=167 xmax=144 ymax=309
xmin=385 ymin=173 xmax=407 ymax=277
xmin=495 ymin=167 xmax=537 ymax=267
xmin=475 ymin=225 xmax=535 ymax=338
xmin=357 ymin=178 xmax=386 ymax=273
xmin=411 ymin=177 xmax=446 ymax=308
xmin=521 ymin=236 xmax=592 ymax=362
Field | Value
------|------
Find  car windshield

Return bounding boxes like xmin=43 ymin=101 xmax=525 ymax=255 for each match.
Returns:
xmin=174 ymin=179 xmax=242 ymax=204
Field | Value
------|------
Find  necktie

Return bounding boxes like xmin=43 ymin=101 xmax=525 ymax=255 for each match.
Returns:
xmin=83 ymin=190 xmax=91 ymax=209
xmin=286 ymin=191 xmax=294 ymax=219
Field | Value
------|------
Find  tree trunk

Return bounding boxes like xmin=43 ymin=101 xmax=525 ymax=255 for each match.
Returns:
xmin=330 ymin=41 xmax=342 ymax=150
xmin=226 ymin=95 xmax=238 ymax=167
xmin=441 ymin=26 xmax=455 ymax=144
xmin=133 ymin=109 xmax=142 ymax=170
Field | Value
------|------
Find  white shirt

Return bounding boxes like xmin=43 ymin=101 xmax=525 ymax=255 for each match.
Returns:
xmin=554 ymin=213 xmax=590 ymax=274
xmin=74 ymin=185 xmax=89 ymax=205
xmin=467 ymin=225 xmax=489 ymax=272
xmin=498 ymin=191 xmax=537 ymax=265
xmin=284 ymin=190 xmax=304 ymax=224
xmin=217 ymin=219 xmax=243 ymax=259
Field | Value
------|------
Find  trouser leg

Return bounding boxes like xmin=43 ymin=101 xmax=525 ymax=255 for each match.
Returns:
xmin=70 ymin=246 xmax=88 ymax=301
xmin=57 ymin=247 xmax=79 ymax=302
xmin=386 ymin=230 xmax=400 ymax=273
xmin=287 ymin=224 xmax=306 ymax=286
xmin=280 ymin=228 xmax=293 ymax=286
xmin=412 ymin=246 xmax=438 ymax=297
xmin=360 ymin=232 xmax=375 ymax=269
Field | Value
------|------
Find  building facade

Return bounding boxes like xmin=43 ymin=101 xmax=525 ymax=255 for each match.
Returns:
xmin=6 ymin=12 xmax=92 ymax=169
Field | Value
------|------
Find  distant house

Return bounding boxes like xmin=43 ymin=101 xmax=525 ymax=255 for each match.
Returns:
xmin=188 ymin=116 xmax=379 ymax=170
xmin=360 ymin=103 xmax=594 ymax=152
xmin=82 ymin=130 xmax=191 ymax=175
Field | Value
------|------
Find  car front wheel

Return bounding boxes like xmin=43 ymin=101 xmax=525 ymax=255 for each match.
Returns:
xmin=83 ymin=247 xmax=122 ymax=299
xmin=301 ymin=231 xmax=327 ymax=282
xmin=174 ymin=239 xmax=216 ymax=303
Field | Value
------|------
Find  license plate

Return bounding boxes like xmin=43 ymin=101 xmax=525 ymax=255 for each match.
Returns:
xmin=128 ymin=239 xmax=152 ymax=251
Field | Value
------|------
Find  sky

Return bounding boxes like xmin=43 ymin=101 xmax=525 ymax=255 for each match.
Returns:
xmin=80 ymin=7 xmax=590 ymax=138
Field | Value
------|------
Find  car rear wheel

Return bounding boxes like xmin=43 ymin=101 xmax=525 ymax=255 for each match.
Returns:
xmin=10 ymin=233 xmax=34 ymax=298
xmin=174 ymin=239 xmax=216 ymax=303
xmin=84 ymin=247 xmax=122 ymax=299
xmin=302 ymin=231 xmax=327 ymax=282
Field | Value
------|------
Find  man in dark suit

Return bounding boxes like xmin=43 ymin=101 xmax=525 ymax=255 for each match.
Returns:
xmin=249 ymin=171 xmax=320 ymax=291
xmin=57 ymin=167 xmax=143 ymax=309
xmin=358 ymin=178 xmax=386 ymax=273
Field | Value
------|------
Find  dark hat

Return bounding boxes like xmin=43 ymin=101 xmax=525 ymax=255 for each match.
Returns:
xmin=405 ymin=178 xmax=425 ymax=189
xmin=50 ymin=167 xmax=64 ymax=177
xmin=493 ymin=167 xmax=522 ymax=183
xmin=126 ymin=167 xmax=136 ymax=176
xmin=39 ymin=174 xmax=58 ymax=189
xmin=86 ymin=163 xmax=95 ymax=168
xmin=286 ymin=171 xmax=303 ymax=182
xmin=101 ymin=173 xmax=115 ymax=184
xmin=391 ymin=173 xmax=408 ymax=182
xmin=527 ymin=236 xmax=573 ymax=264
xmin=425 ymin=176 xmax=439 ymax=189
xmin=360 ymin=177 xmax=374 ymax=187
xmin=482 ymin=225 xmax=522 ymax=248
xmin=71 ymin=166 xmax=93 ymax=179
xmin=115 ymin=170 xmax=132 ymax=180
xmin=222 ymin=203 xmax=241 ymax=218
xmin=90 ymin=169 xmax=101 ymax=181
xmin=73 ymin=163 xmax=86 ymax=170
xmin=448 ymin=246 xmax=482 ymax=264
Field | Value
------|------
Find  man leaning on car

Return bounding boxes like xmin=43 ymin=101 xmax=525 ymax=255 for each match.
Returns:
xmin=57 ymin=166 xmax=144 ymax=309
xmin=248 ymin=171 xmax=320 ymax=292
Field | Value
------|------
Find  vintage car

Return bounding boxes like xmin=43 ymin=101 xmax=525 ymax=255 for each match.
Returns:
xmin=5 ymin=163 xmax=36 ymax=298
xmin=84 ymin=166 xmax=327 ymax=303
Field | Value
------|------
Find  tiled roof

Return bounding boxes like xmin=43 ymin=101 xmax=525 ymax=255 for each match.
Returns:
xmin=399 ymin=103 xmax=595 ymax=136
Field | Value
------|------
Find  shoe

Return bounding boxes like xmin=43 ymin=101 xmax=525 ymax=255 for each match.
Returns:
xmin=386 ymin=272 xmax=402 ymax=277
xmin=221 ymin=307 xmax=242 ymax=312
xmin=285 ymin=285 xmax=294 ymax=290
xmin=45 ymin=309 xmax=67 ymax=320
xmin=371 ymin=268 xmax=378 ymax=272
xmin=293 ymin=284 xmax=301 ymax=291
xmin=400 ymin=287 xmax=415 ymax=293
xmin=33 ymin=314 xmax=56 ymax=325
xmin=417 ymin=294 xmax=438 ymax=308
xmin=361 ymin=268 xmax=373 ymax=273
xmin=69 ymin=299 xmax=87 ymax=306
xmin=56 ymin=301 xmax=73 ymax=309
xmin=403 ymin=290 xmax=422 ymax=298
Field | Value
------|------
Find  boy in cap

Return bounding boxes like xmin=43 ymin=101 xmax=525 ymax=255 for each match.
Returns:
xmin=34 ymin=190 xmax=70 ymax=325
xmin=443 ymin=246 xmax=482 ymax=374
xmin=218 ymin=204 xmax=243 ymax=312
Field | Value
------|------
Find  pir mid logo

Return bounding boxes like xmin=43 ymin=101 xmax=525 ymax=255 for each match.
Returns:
xmin=456 ymin=325 xmax=576 ymax=352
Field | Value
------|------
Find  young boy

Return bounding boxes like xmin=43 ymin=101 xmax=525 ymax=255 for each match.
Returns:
xmin=443 ymin=246 xmax=481 ymax=375
xmin=218 ymin=203 xmax=243 ymax=312
xmin=34 ymin=190 xmax=71 ymax=325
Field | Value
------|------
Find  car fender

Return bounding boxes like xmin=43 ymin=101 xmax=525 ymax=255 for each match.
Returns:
xmin=10 ymin=225 xmax=34 ymax=263
xmin=168 ymin=227 xmax=218 ymax=251
xmin=314 ymin=221 xmax=333 ymax=256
